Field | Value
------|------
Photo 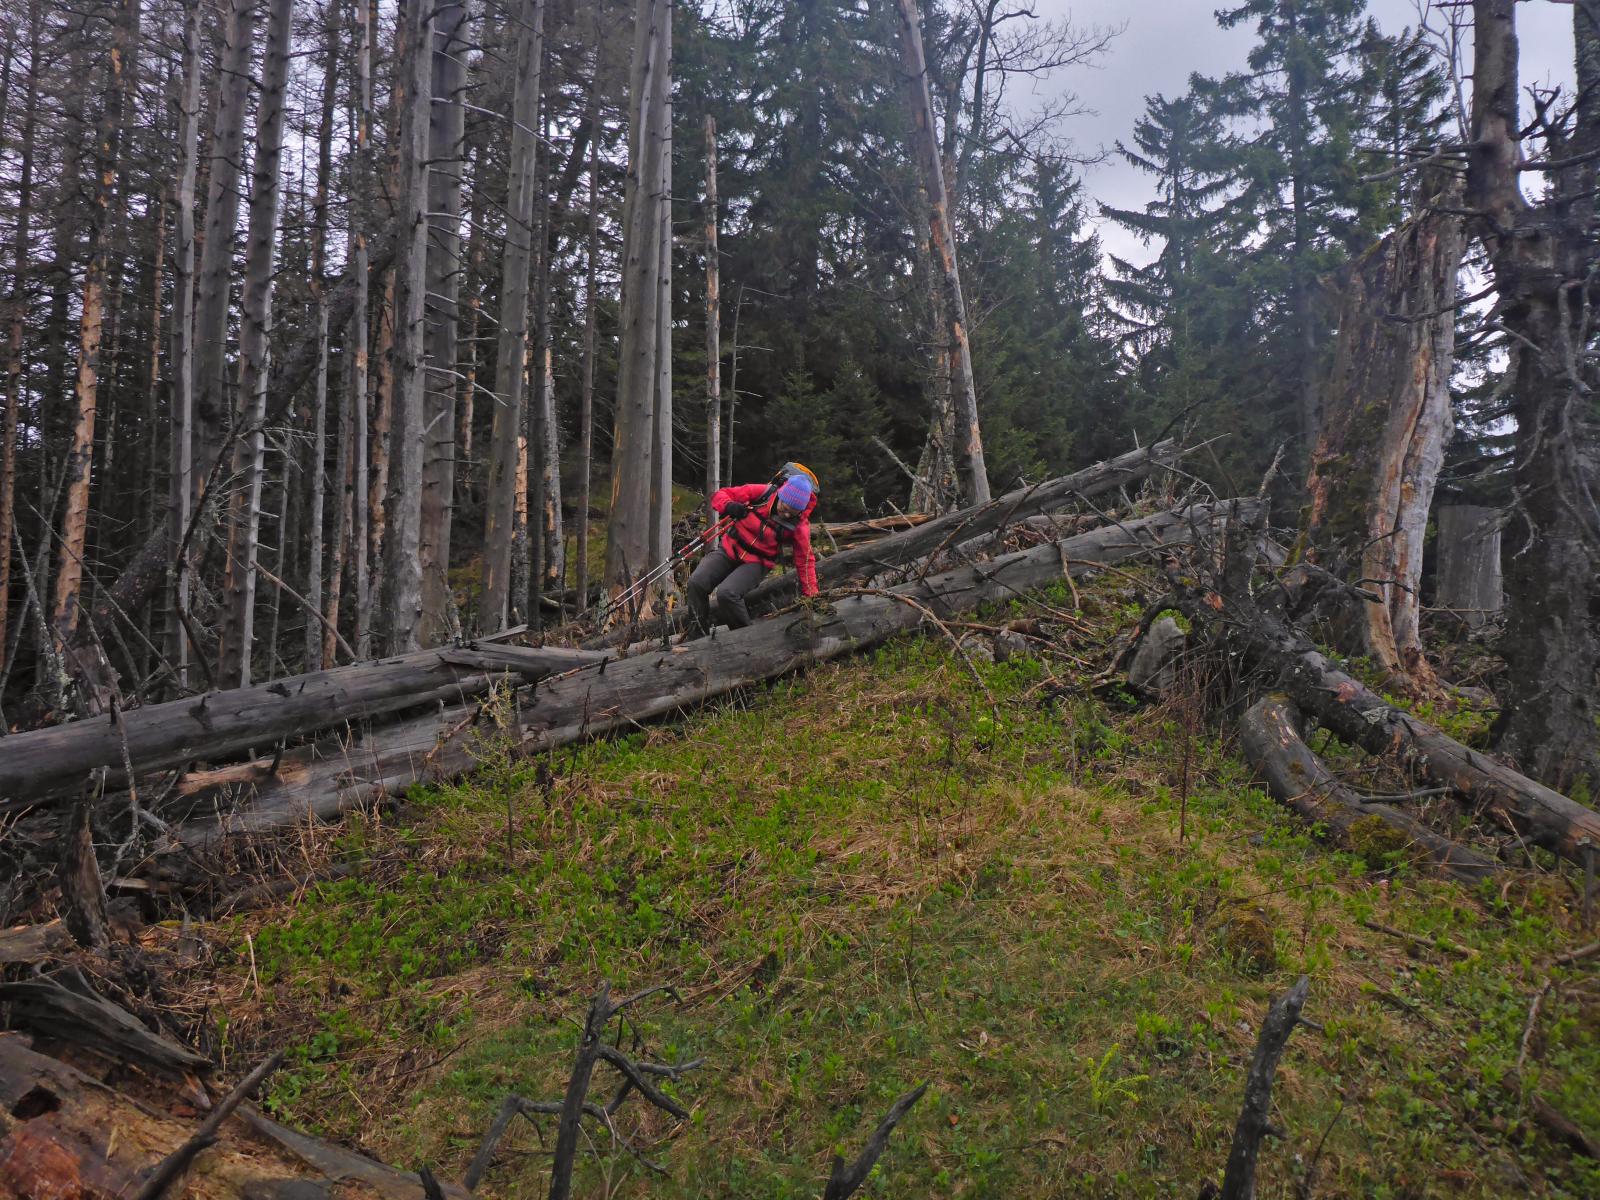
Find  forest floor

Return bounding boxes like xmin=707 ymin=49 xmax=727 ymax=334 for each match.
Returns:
xmin=188 ymin=570 xmax=1600 ymax=1199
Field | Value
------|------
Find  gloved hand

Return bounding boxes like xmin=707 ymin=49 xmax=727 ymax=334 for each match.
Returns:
xmin=722 ymin=500 xmax=750 ymax=520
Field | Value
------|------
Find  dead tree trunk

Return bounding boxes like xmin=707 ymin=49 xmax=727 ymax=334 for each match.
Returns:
xmin=649 ymin=2 xmax=674 ymax=586
xmin=1468 ymin=0 xmax=1600 ymax=790
xmin=1302 ymin=170 xmax=1465 ymax=690
xmin=604 ymin=0 xmax=669 ymax=607
xmin=893 ymin=0 xmax=989 ymax=507
xmin=0 ymin=644 xmax=606 ymax=805
xmin=703 ymin=113 xmax=721 ymax=522
xmin=0 ymin=0 xmax=40 ymax=681
xmin=575 ymin=70 xmax=601 ymax=612
xmin=420 ymin=0 xmax=469 ymax=647
xmin=1240 ymin=695 xmax=1500 ymax=882
xmin=380 ymin=0 xmax=435 ymax=655
xmin=1176 ymin=556 xmax=1600 ymax=864
xmin=216 ymin=0 xmax=293 ymax=690
xmin=191 ymin=0 xmax=255 ymax=488
xmin=349 ymin=0 xmax=375 ymax=658
xmin=304 ymin=5 xmax=341 ymax=672
xmin=51 ymin=0 xmax=140 ymax=703
xmin=481 ymin=0 xmax=545 ymax=632
xmin=1434 ymin=505 xmax=1502 ymax=628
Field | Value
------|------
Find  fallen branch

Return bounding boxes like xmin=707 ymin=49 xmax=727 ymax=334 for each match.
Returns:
xmin=133 ymin=1051 xmax=285 ymax=1200
xmin=823 ymin=1083 xmax=928 ymax=1200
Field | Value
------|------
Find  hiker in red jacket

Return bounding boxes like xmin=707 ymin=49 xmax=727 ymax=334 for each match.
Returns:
xmin=688 ymin=468 xmax=819 ymax=635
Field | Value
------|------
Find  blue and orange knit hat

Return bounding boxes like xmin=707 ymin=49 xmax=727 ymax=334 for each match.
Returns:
xmin=776 ymin=473 xmax=814 ymax=509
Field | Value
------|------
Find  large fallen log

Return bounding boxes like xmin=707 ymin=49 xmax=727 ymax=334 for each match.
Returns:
xmin=1179 ymin=561 xmax=1600 ymax=865
xmin=589 ymin=441 xmax=1179 ymax=647
xmin=0 ymin=1034 xmax=463 ymax=1199
xmin=0 ymin=643 xmax=606 ymax=806
xmin=1239 ymin=695 xmax=1501 ymax=883
xmin=169 ymin=500 xmax=1246 ymax=850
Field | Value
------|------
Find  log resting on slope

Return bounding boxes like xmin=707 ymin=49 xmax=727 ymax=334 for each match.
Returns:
xmin=1239 ymin=694 xmax=1500 ymax=883
xmin=588 ymin=440 xmax=1180 ymax=648
xmin=0 ymin=644 xmax=607 ymax=805
xmin=1184 ymin=581 xmax=1600 ymax=865
xmin=170 ymin=500 xmax=1247 ymax=850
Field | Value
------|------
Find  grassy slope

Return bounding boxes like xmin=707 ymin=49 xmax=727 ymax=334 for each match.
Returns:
xmin=216 ymin=578 xmax=1599 ymax=1200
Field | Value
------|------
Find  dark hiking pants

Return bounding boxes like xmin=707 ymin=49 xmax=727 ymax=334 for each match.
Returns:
xmin=687 ymin=549 xmax=766 ymax=635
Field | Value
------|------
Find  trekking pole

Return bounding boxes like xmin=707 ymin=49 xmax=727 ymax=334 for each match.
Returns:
xmin=596 ymin=516 xmax=732 ymax=621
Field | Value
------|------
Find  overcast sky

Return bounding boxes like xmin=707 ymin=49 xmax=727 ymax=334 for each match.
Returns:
xmin=1019 ymin=0 xmax=1580 ymax=266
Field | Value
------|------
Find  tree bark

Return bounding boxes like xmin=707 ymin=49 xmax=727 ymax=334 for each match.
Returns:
xmin=893 ymin=0 xmax=989 ymax=507
xmin=1466 ymin=0 xmax=1600 ymax=790
xmin=350 ymin=0 xmax=375 ymax=658
xmin=604 ymin=0 xmax=669 ymax=605
xmin=704 ymin=113 xmax=721 ymax=523
xmin=421 ymin=0 xmax=469 ymax=646
xmin=1302 ymin=169 xmax=1466 ymax=688
xmin=51 ymin=0 xmax=139 ymax=686
xmin=380 ymin=0 xmax=435 ymax=655
xmin=191 ymin=0 xmax=256 ymax=489
xmin=650 ymin=1 xmax=675 ymax=584
xmin=0 ymin=0 xmax=40 ymax=681
xmin=1217 ymin=976 xmax=1310 ymax=1200
xmin=575 ymin=69 xmax=601 ymax=613
xmin=216 ymin=0 xmax=293 ymax=690
xmin=305 ymin=5 xmax=342 ymax=672
xmin=482 ymin=0 xmax=546 ymax=632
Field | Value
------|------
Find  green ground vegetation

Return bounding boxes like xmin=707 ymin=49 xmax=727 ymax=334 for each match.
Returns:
xmin=212 ymin=581 xmax=1599 ymax=1199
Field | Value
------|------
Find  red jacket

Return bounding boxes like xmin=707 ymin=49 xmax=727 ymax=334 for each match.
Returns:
xmin=711 ymin=482 xmax=819 ymax=597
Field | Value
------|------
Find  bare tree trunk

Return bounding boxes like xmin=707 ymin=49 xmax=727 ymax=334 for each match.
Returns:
xmin=529 ymin=104 xmax=551 ymax=629
xmin=420 ymin=0 xmax=469 ymax=646
xmin=1302 ymin=169 xmax=1465 ymax=689
xmin=368 ymin=268 xmax=394 ymax=629
xmin=1435 ymin=506 xmax=1502 ymax=628
xmin=216 ymin=0 xmax=293 ymax=690
xmin=892 ymin=0 xmax=989 ymax=507
xmin=305 ymin=3 xmax=341 ymax=672
xmin=166 ymin=0 xmax=199 ymax=686
xmin=191 ymin=0 xmax=256 ymax=489
xmin=378 ymin=0 xmax=434 ymax=654
xmin=481 ymin=0 xmax=546 ymax=632
xmin=650 ymin=0 xmax=674 ymax=581
xmin=703 ymin=113 xmax=720 ymax=523
xmin=575 ymin=71 xmax=600 ymax=613
xmin=1469 ymin=0 xmax=1600 ymax=789
xmin=52 ymin=0 xmax=139 ymax=698
xmin=604 ymin=0 xmax=669 ymax=604
xmin=0 ymin=0 xmax=40 ymax=681
xmin=350 ymin=0 xmax=374 ymax=658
